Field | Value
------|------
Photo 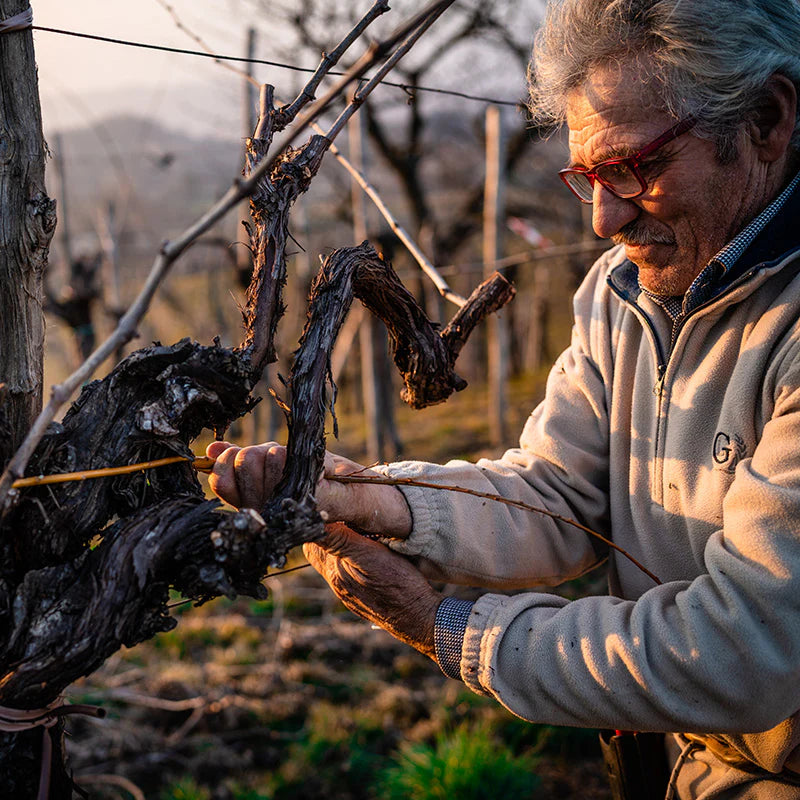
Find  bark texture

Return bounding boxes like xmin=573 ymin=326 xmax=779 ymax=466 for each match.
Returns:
xmin=0 ymin=0 xmax=56 ymax=453
xmin=238 ymin=86 xmax=329 ymax=376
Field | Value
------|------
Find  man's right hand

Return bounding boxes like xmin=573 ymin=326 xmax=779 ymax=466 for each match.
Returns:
xmin=205 ymin=441 xmax=413 ymax=539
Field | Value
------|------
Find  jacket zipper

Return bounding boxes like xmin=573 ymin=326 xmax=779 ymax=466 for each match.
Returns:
xmin=607 ymin=268 xmax=759 ymax=505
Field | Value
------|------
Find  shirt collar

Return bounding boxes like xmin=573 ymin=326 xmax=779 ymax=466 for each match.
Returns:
xmin=710 ymin=168 xmax=800 ymax=276
xmin=636 ymin=167 xmax=800 ymax=317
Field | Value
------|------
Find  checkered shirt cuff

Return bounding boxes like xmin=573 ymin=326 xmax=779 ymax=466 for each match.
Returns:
xmin=434 ymin=597 xmax=474 ymax=680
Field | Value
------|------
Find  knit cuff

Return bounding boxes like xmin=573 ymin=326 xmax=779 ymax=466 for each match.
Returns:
xmin=434 ymin=597 xmax=473 ymax=680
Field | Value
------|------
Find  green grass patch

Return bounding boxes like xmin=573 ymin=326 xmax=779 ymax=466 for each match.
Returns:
xmin=377 ymin=722 xmax=540 ymax=800
xmin=160 ymin=777 xmax=211 ymax=800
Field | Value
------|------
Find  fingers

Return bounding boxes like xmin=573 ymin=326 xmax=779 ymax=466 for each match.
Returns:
xmin=206 ymin=440 xmax=233 ymax=459
xmin=318 ymin=521 xmax=377 ymax=554
xmin=323 ymin=452 xmax=373 ymax=478
xmin=232 ymin=445 xmax=273 ymax=509
xmin=205 ymin=441 xmax=286 ymax=509
xmin=206 ymin=442 xmax=242 ymax=506
xmin=204 ymin=444 xmax=411 ymax=536
xmin=318 ymin=456 xmax=389 ymax=530
xmin=303 ymin=522 xmax=367 ymax=569
xmin=302 ymin=523 xmax=440 ymax=659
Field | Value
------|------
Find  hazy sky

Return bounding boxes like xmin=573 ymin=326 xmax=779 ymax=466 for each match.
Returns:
xmin=33 ymin=0 xmax=273 ymax=137
xmin=31 ymin=0 xmax=531 ymax=138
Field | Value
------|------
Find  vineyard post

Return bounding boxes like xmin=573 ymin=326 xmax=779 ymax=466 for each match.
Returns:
xmin=0 ymin=0 xmax=55 ymax=456
xmin=483 ymin=104 xmax=509 ymax=445
xmin=350 ymin=110 xmax=395 ymax=462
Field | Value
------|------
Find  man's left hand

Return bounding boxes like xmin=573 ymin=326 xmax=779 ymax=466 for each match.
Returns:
xmin=303 ymin=523 xmax=442 ymax=660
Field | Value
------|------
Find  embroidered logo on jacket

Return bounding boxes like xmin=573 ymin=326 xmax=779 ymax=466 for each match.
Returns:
xmin=713 ymin=431 xmax=747 ymax=473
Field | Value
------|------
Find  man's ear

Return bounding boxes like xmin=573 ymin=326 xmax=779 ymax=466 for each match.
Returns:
xmin=749 ymin=73 xmax=797 ymax=163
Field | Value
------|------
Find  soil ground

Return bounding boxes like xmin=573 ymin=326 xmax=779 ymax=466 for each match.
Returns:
xmin=62 ymin=369 xmax=614 ymax=800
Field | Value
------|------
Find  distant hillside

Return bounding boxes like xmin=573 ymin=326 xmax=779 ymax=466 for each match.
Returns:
xmin=43 ymin=104 xmax=572 ymax=290
xmin=47 ymin=114 xmax=241 ymax=246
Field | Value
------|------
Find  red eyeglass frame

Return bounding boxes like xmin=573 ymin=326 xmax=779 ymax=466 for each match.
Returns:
xmin=558 ymin=117 xmax=697 ymax=203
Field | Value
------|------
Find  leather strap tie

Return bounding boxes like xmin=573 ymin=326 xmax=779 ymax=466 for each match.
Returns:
xmin=0 ymin=699 xmax=106 ymax=800
xmin=0 ymin=7 xmax=33 ymax=33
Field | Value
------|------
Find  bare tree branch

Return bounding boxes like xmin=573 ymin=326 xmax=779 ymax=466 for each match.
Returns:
xmin=154 ymin=0 xmax=464 ymax=310
xmin=239 ymin=0 xmax=459 ymax=377
xmin=279 ymin=0 xmax=391 ymax=121
xmin=326 ymin=136 xmax=466 ymax=305
xmin=0 ymin=0 xmax=456 ymax=510
xmin=323 ymin=1 xmax=456 ymax=143
xmin=363 ymin=103 xmax=431 ymax=229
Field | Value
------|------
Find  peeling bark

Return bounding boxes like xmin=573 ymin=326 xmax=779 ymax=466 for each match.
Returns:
xmin=0 ymin=240 xmax=513 ymax=718
xmin=349 ymin=243 xmax=515 ymax=407
xmin=0 ymin=23 xmax=514 ymax=797
xmin=238 ymin=85 xmax=330 ymax=376
xmin=4 ymin=340 xmax=256 ymax=575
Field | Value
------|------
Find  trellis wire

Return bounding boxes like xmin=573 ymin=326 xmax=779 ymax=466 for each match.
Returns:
xmin=32 ymin=25 xmax=524 ymax=108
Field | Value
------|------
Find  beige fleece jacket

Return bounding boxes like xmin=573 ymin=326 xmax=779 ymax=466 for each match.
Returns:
xmin=383 ymin=242 xmax=800 ymax=797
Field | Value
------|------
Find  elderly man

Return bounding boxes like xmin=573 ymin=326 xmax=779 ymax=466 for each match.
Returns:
xmin=208 ymin=0 xmax=800 ymax=796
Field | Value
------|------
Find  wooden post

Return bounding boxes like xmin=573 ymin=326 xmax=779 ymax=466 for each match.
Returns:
xmin=483 ymin=105 xmax=509 ymax=446
xmin=53 ymin=132 xmax=74 ymax=269
xmin=350 ymin=112 xmax=383 ymax=462
xmin=0 ymin=2 xmax=62 ymax=791
xmin=98 ymin=201 xmax=126 ymax=363
xmin=0 ymin=1 xmax=56 ymax=456
xmin=525 ymin=263 xmax=549 ymax=372
xmin=100 ymin=202 xmax=121 ymax=312
xmin=348 ymin=113 xmax=402 ymax=460
xmin=236 ymin=27 xmax=257 ymax=287
xmin=239 ymin=28 xmax=264 ymax=443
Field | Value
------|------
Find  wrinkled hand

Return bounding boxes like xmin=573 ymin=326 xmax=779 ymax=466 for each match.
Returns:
xmin=205 ymin=441 xmax=412 ymax=538
xmin=304 ymin=522 xmax=441 ymax=659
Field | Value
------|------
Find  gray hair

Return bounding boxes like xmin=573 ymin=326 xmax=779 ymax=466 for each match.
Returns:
xmin=529 ymin=0 xmax=800 ymax=158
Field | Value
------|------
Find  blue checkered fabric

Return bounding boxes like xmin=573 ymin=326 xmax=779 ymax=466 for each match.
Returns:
xmin=641 ymin=170 xmax=800 ymax=341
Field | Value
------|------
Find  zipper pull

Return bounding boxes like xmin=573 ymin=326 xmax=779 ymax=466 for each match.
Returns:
xmin=653 ymin=364 xmax=666 ymax=396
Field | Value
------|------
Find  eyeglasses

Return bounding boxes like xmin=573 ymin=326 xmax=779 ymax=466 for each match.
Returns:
xmin=558 ymin=118 xmax=697 ymax=204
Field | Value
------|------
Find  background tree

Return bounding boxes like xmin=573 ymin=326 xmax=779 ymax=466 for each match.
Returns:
xmin=252 ymin=0 xmax=546 ymax=270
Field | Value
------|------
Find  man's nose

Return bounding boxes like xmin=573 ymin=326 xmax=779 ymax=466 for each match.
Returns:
xmin=591 ymin=182 xmax=639 ymax=239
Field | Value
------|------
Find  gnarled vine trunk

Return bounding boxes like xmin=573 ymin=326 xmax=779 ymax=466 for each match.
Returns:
xmin=0 ymin=3 xmax=513 ymax=796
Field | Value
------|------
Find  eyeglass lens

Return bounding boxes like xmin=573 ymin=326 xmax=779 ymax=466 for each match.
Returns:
xmin=562 ymin=172 xmax=595 ymax=202
xmin=564 ymin=162 xmax=644 ymax=202
xmin=594 ymin=162 xmax=643 ymax=196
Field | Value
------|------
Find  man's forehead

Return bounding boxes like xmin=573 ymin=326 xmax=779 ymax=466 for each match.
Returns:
xmin=566 ymin=115 xmax=656 ymax=168
xmin=565 ymin=67 xmax=671 ymax=162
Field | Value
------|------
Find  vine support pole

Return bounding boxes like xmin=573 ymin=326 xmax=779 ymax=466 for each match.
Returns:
xmin=0 ymin=2 xmax=61 ymax=795
xmin=483 ymin=104 xmax=509 ymax=446
xmin=350 ymin=111 xmax=400 ymax=462
xmin=0 ymin=0 xmax=56 ymax=459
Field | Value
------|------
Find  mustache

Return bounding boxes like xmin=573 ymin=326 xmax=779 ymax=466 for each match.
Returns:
xmin=611 ymin=220 xmax=675 ymax=247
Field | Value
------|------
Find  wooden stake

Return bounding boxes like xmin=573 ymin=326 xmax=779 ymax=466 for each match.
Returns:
xmin=350 ymin=112 xmax=383 ymax=461
xmin=53 ymin=132 xmax=74 ymax=269
xmin=236 ymin=26 xmax=257 ymax=289
xmin=483 ymin=105 xmax=509 ymax=446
